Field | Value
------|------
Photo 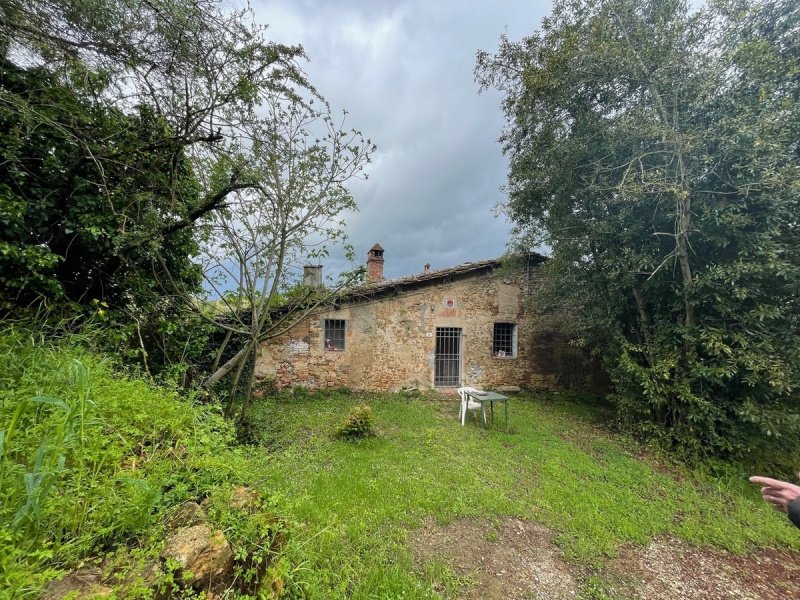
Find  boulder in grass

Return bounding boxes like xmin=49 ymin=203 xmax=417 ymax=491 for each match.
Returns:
xmin=164 ymin=501 xmax=207 ymax=530
xmin=161 ymin=523 xmax=233 ymax=587
xmin=230 ymin=485 xmax=262 ymax=513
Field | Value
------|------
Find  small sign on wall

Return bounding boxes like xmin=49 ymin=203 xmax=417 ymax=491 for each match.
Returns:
xmin=288 ymin=340 xmax=310 ymax=354
xmin=444 ymin=298 xmax=455 ymax=308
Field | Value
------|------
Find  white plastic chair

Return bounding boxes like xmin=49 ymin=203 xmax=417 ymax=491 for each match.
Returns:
xmin=457 ymin=386 xmax=486 ymax=426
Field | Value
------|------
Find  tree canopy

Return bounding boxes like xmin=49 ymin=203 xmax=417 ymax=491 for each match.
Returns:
xmin=196 ymin=87 xmax=374 ymax=414
xmin=0 ymin=0 xmax=309 ymax=309
xmin=477 ymin=0 xmax=800 ymax=460
xmin=0 ymin=57 xmax=202 ymax=306
xmin=0 ymin=0 xmax=373 ymax=388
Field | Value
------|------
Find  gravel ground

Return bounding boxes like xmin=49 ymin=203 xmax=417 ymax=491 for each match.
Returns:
xmin=410 ymin=517 xmax=577 ymax=599
xmin=409 ymin=517 xmax=800 ymax=599
xmin=608 ymin=537 xmax=800 ymax=599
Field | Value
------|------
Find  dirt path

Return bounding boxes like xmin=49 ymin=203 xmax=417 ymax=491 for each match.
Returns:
xmin=609 ymin=538 xmax=800 ymax=599
xmin=409 ymin=517 xmax=800 ymax=599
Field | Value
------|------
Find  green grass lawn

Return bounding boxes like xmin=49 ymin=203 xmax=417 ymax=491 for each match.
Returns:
xmin=243 ymin=390 xmax=800 ymax=598
xmin=2 ymin=328 xmax=797 ymax=599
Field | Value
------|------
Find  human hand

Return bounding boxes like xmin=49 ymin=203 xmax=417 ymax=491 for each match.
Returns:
xmin=749 ymin=476 xmax=800 ymax=513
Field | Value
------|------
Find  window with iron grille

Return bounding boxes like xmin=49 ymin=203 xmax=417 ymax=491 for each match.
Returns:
xmin=493 ymin=323 xmax=516 ymax=358
xmin=324 ymin=319 xmax=346 ymax=351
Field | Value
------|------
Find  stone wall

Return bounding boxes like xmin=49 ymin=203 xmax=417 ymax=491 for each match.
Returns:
xmin=255 ymin=265 xmax=562 ymax=391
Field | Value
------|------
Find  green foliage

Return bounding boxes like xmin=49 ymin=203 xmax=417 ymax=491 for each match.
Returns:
xmin=0 ymin=54 xmax=216 ymax=380
xmin=94 ymin=305 xmax=216 ymax=384
xmin=1 ymin=0 xmax=375 ymax=394
xmin=0 ymin=0 xmax=319 ymax=384
xmin=476 ymin=0 xmax=800 ymax=459
xmin=336 ymin=404 xmax=376 ymax=439
xmin=0 ymin=328 xmax=273 ymax=597
xmin=202 ymin=491 xmax=289 ymax=597
xmin=0 ymin=58 xmax=203 ymax=308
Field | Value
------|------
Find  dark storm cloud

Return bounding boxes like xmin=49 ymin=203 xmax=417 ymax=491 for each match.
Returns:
xmin=253 ymin=0 xmax=551 ymax=280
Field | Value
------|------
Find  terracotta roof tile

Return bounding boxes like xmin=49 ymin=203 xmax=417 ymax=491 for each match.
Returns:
xmin=340 ymin=251 xmax=547 ymax=301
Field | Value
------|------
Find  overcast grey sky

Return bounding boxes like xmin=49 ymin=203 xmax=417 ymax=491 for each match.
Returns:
xmin=252 ymin=0 xmax=552 ymax=280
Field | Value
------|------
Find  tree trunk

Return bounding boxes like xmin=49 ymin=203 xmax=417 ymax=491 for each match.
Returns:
xmin=203 ymin=344 xmax=249 ymax=388
xmin=632 ymin=284 xmax=654 ymax=366
xmin=238 ymin=341 xmax=260 ymax=423
xmin=211 ymin=329 xmax=233 ymax=374
xmin=224 ymin=344 xmax=250 ymax=418
xmin=675 ymin=187 xmax=694 ymax=328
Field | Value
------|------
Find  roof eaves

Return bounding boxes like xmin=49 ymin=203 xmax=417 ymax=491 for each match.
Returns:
xmin=340 ymin=258 xmax=501 ymax=302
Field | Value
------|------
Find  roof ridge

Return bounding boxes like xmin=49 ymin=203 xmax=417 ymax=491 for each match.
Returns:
xmin=348 ymin=257 xmax=502 ymax=296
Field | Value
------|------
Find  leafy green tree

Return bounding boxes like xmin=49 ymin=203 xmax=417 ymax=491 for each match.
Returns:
xmin=0 ymin=0 xmax=319 ymax=380
xmin=476 ymin=0 xmax=800 ymax=460
xmin=0 ymin=0 xmax=310 ymax=309
xmin=1 ymin=0 xmax=375 ymax=392
xmin=0 ymin=58 xmax=201 ymax=306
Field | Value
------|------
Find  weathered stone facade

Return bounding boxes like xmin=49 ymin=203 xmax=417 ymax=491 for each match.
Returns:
xmin=256 ymin=255 xmax=564 ymax=391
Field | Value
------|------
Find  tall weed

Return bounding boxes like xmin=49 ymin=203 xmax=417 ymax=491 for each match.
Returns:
xmin=0 ymin=328 xmax=237 ymax=597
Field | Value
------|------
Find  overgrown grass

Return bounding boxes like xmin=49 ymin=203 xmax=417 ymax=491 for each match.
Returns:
xmin=3 ymin=326 xmax=798 ymax=599
xmin=0 ymin=328 xmax=276 ymax=598
xmin=245 ymin=389 xmax=800 ymax=598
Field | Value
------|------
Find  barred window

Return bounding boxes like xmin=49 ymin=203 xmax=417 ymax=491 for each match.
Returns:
xmin=324 ymin=319 xmax=346 ymax=351
xmin=493 ymin=323 xmax=516 ymax=358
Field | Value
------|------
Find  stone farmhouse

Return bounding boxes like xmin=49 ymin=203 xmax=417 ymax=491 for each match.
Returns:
xmin=254 ymin=245 xmax=566 ymax=392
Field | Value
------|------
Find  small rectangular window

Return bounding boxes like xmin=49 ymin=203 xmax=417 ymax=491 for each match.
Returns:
xmin=493 ymin=323 xmax=516 ymax=358
xmin=324 ymin=319 xmax=346 ymax=351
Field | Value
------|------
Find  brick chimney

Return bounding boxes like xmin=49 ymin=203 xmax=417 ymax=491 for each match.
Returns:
xmin=303 ymin=264 xmax=323 ymax=288
xmin=367 ymin=243 xmax=384 ymax=283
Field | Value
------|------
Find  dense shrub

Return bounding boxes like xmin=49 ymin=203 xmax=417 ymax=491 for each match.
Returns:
xmin=336 ymin=405 xmax=375 ymax=439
